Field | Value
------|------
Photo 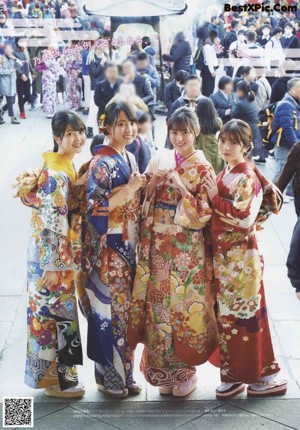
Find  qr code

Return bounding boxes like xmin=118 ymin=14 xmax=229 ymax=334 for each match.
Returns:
xmin=3 ymin=397 xmax=34 ymax=428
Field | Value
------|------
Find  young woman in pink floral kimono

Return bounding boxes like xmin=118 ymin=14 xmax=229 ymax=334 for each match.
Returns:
xmin=203 ymin=119 xmax=287 ymax=400
xmin=128 ymin=107 xmax=219 ymax=397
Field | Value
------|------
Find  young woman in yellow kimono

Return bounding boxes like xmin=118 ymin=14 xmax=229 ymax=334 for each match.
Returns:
xmin=128 ymin=107 xmax=219 ymax=397
xmin=23 ymin=110 xmax=86 ymax=398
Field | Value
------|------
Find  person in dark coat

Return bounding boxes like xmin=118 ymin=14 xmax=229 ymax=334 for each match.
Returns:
xmin=230 ymin=80 xmax=264 ymax=161
xmin=14 ymin=38 xmax=31 ymax=119
xmin=287 ymin=217 xmax=300 ymax=301
xmin=276 ymin=140 xmax=300 ymax=216
xmin=122 ymin=58 xmax=154 ymax=107
xmin=162 ymin=32 xmax=192 ymax=75
xmin=269 ymin=60 xmax=295 ymax=104
xmin=210 ymin=75 xmax=236 ymax=124
xmin=271 ymin=78 xmax=300 ymax=196
xmin=94 ymin=62 xmax=122 ymax=123
xmin=281 ymin=22 xmax=300 ymax=60
xmin=164 ymin=69 xmax=188 ymax=115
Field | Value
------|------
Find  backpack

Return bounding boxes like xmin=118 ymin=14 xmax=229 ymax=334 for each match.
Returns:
xmin=258 ymin=102 xmax=299 ymax=150
xmin=258 ymin=103 xmax=278 ymax=150
xmin=193 ymin=45 xmax=204 ymax=71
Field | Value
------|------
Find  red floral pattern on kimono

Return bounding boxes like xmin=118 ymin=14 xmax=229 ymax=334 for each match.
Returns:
xmin=211 ymin=162 xmax=281 ymax=384
xmin=128 ymin=149 xmax=219 ymax=387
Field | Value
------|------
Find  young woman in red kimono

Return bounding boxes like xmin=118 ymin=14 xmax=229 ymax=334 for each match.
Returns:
xmin=203 ymin=119 xmax=288 ymax=399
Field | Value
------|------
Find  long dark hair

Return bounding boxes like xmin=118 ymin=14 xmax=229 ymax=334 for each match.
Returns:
xmin=52 ymin=110 xmax=86 ymax=152
xmin=236 ymin=80 xmax=255 ymax=102
xmin=103 ymin=101 xmax=138 ymax=135
xmin=196 ymin=98 xmax=221 ymax=135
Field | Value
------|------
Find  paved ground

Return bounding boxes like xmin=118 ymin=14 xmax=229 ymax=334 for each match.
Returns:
xmin=0 ymin=104 xmax=299 ymax=430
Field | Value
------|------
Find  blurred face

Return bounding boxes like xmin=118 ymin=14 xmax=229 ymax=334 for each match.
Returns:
xmin=4 ymin=44 xmax=13 ymax=56
xmin=224 ymin=81 xmax=233 ymax=94
xmin=285 ymin=26 xmax=293 ymax=36
xmin=245 ymin=68 xmax=256 ymax=82
xmin=105 ymin=66 xmax=118 ymax=82
xmin=138 ymin=118 xmax=152 ymax=135
xmin=238 ymin=33 xmax=245 ymax=42
xmin=169 ymin=125 xmax=198 ymax=156
xmin=137 ymin=59 xmax=149 ymax=71
xmin=276 ymin=31 xmax=283 ymax=39
xmin=55 ymin=124 xmax=86 ymax=157
xmin=119 ymin=83 xmax=136 ymax=98
xmin=107 ymin=111 xmax=138 ymax=146
xmin=218 ymin=134 xmax=247 ymax=165
xmin=289 ymin=81 xmax=300 ymax=100
xmin=122 ymin=61 xmax=135 ymax=78
xmin=248 ymin=24 xmax=256 ymax=31
xmin=263 ymin=27 xmax=270 ymax=36
xmin=185 ymin=79 xmax=201 ymax=98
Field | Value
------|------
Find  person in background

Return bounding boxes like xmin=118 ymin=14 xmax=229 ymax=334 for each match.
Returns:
xmin=122 ymin=58 xmax=154 ymax=109
xmin=281 ymin=22 xmax=300 ymax=58
xmin=14 ymin=38 xmax=31 ymax=120
xmin=162 ymin=31 xmax=192 ymax=75
xmin=81 ymin=42 xmax=92 ymax=115
xmin=136 ymin=110 xmax=156 ymax=155
xmin=94 ymin=62 xmax=122 ymax=124
xmin=195 ymin=97 xmax=225 ymax=173
xmin=40 ymin=42 xmax=60 ymax=119
xmin=210 ymin=15 xmax=221 ymax=38
xmin=164 ymin=69 xmax=188 ymax=116
xmin=276 ymin=140 xmax=300 ymax=216
xmin=255 ymin=66 xmax=272 ymax=110
xmin=210 ymin=76 xmax=235 ymax=124
xmin=167 ymin=75 xmax=203 ymax=119
xmin=265 ymin=27 xmax=284 ymax=84
xmin=258 ymin=24 xmax=271 ymax=47
xmin=201 ymin=37 xmax=218 ymax=97
xmin=141 ymin=36 xmax=156 ymax=67
xmin=271 ymin=78 xmax=300 ymax=199
xmin=136 ymin=52 xmax=160 ymax=112
xmin=230 ymin=80 xmax=265 ymax=164
xmin=228 ymin=29 xmax=247 ymax=78
xmin=287 ymin=217 xmax=300 ymax=301
xmin=0 ymin=43 xmax=20 ymax=124
xmin=270 ymin=60 xmax=294 ymax=104
xmin=86 ymin=44 xmax=108 ymax=138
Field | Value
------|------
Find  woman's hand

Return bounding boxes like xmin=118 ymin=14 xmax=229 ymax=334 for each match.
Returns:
xmin=296 ymin=292 xmax=300 ymax=301
xmin=165 ymin=170 xmax=187 ymax=197
xmin=41 ymin=271 xmax=58 ymax=289
xmin=127 ymin=173 xmax=144 ymax=192
xmin=203 ymin=171 xmax=219 ymax=201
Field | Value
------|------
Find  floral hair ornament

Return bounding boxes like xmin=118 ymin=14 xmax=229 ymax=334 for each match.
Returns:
xmin=99 ymin=114 xmax=109 ymax=135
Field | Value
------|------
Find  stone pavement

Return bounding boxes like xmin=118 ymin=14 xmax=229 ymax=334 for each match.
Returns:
xmin=0 ymin=105 xmax=299 ymax=430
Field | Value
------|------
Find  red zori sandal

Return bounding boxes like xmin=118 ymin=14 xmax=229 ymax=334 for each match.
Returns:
xmin=247 ymin=380 xmax=288 ymax=397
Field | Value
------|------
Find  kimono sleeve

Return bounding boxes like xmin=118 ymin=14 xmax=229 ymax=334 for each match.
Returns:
xmin=86 ymin=157 xmax=113 ymax=236
xmin=174 ymin=166 xmax=212 ymax=230
xmin=212 ymin=172 xmax=263 ymax=229
xmin=37 ymin=168 xmax=74 ymax=271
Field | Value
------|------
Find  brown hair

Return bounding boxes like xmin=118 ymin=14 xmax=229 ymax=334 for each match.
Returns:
xmin=219 ymin=119 xmax=253 ymax=155
xmin=168 ymin=107 xmax=200 ymax=137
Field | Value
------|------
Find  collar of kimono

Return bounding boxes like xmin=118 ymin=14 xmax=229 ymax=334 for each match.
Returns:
xmin=42 ymin=152 xmax=76 ymax=183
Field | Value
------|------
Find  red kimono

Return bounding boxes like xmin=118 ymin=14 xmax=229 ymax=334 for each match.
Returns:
xmin=211 ymin=162 xmax=281 ymax=384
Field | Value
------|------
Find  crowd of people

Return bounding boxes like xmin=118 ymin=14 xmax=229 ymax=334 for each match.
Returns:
xmin=6 ymin=0 xmax=300 ymax=406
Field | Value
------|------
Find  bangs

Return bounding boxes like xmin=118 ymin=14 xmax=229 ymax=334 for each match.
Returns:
xmin=113 ymin=103 xmax=138 ymax=126
xmin=168 ymin=116 xmax=192 ymax=132
xmin=61 ymin=112 xmax=86 ymax=137
xmin=219 ymin=122 xmax=244 ymax=144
